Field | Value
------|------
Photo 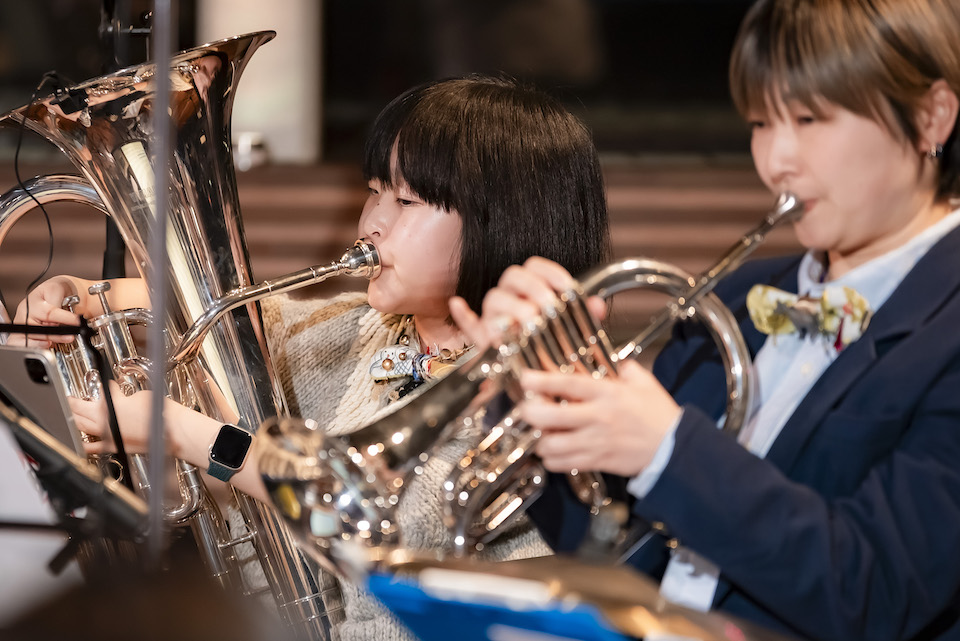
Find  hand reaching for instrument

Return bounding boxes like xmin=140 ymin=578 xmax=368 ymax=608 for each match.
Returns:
xmin=69 ymin=381 xmax=220 ymax=460
xmin=449 ymin=256 xmax=608 ymax=350
xmin=520 ymin=363 xmax=680 ymax=477
xmin=69 ymin=381 xmax=270 ymax=501
xmin=10 ymin=276 xmax=150 ymax=348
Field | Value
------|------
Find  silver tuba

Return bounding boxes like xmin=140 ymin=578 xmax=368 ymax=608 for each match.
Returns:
xmin=257 ymin=192 xmax=803 ymax=567
xmin=0 ymin=31 xmax=378 ymax=640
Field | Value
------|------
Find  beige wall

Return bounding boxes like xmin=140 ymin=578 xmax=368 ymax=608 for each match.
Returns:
xmin=196 ymin=0 xmax=321 ymax=164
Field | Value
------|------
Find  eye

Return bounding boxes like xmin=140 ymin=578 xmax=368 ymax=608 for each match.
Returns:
xmin=796 ymin=114 xmax=816 ymax=125
xmin=748 ymin=120 xmax=766 ymax=130
xmin=397 ymin=198 xmax=416 ymax=206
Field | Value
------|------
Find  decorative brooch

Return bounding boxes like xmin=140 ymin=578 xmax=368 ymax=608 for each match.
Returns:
xmin=746 ymin=284 xmax=873 ymax=351
xmin=370 ymin=321 xmax=472 ymax=398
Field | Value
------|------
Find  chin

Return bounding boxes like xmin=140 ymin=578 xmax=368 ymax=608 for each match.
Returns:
xmin=792 ymin=221 xmax=832 ymax=252
xmin=365 ymin=285 xmax=389 ymax=312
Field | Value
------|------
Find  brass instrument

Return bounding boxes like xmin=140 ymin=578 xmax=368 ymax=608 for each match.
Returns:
xmin=443 ymin=191 xmax=803 ymax=554
xmin=257 ymin=192 xmax=803 ymax=569
xmin=0 ymin=32 xmax=378 ymax=640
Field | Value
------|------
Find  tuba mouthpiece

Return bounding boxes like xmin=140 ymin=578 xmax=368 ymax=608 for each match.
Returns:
xmin=339 ymin=240 xmax=381 ymax=279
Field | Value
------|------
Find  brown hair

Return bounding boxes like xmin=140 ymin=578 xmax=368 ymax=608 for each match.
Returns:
xmin=729 ymin=0 xmax=960 ymax=197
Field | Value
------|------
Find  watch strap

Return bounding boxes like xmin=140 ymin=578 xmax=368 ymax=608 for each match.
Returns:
xmin=207 ymin=457 xmax=239 ymax=482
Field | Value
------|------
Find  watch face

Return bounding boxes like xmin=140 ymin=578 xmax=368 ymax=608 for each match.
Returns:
xmin=211 ymin=425 xmax=252 ymax=469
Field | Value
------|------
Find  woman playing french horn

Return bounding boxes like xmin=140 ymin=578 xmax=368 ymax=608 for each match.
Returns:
xmin=12 ymin=74 xmax=610 ymax=641
xmin=455 ymin=1 xmax=960 ymax=640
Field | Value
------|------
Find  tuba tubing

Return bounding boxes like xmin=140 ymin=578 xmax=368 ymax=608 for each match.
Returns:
xmin=0 ymin=173 xmax=381 ymax=628
xmin=0 ymin=31 xmax=379 ymax=640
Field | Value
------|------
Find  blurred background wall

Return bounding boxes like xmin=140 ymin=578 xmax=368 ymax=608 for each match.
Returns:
xmin=0 ymin=0 xmax=798 ymax=343
xmin=0 ymin=0 xmax=755 ymax=162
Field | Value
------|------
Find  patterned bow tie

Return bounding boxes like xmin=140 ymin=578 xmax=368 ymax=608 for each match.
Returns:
xmin=746 ymin=284 xmax=873 ymax=351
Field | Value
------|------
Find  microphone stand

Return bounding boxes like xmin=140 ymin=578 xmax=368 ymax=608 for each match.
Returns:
xmin=98 ymin=0 xmax=152 ymax=280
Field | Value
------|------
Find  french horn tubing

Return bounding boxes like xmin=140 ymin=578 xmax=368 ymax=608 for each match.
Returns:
xmin=443 ymin=191 xmax=803 ymax=556
xmin=257 ymin=193 xmax=803 ymax=570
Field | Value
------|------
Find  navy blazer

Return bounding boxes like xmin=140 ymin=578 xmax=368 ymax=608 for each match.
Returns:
xmin=529 ymin=225 xmax=960 ymax=641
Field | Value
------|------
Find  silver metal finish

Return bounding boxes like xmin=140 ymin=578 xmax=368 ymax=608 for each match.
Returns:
xmin=170 ymin=241 xmax=379 ymax=368
xmin=0 ymin=32 xmax=382 ymax=640
xmin=257 ymin=349 xmax=501 ymax=574
xmin=441 ymin=191 xmax=804 ymax=553
xmin=257 ymin=192 xmax=804 ymax=568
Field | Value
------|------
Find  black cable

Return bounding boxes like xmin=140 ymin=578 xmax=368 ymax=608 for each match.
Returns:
xmin=10 ymin=71 xmax=68 ymax=337
xmin=85 ymin=325 xmax=134 ymax=493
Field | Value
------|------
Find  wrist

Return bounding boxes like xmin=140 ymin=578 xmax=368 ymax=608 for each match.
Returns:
xmin=166 ymin=404 xmax=220 ymax=465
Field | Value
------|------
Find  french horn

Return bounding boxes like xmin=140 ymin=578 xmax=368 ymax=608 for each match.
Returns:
xmin=257 ymin=193 xmax=803 ymax=570
xmin=0 ymin=31 xmax=378 ymax=640
xmin=443 ymin=191 xmax=802 ymax=556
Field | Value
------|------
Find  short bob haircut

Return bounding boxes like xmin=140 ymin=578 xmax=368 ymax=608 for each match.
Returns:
xmin=729 ymin=0 xmax=960 ymax=199
xmin=362 ymin=75 xmax=610 ymax=313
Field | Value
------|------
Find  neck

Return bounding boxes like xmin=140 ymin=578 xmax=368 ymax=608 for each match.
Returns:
xmin=412 ymin=313 xmax=467 ymax=353
xmin=827 ymin=197 xmax=951 ymax=280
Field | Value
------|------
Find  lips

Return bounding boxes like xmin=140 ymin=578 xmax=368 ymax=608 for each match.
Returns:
xmin=791 ymin=197 xmax=817 ymax=217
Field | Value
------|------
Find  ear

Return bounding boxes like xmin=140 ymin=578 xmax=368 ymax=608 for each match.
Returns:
xmin=915 ymin=79 xmax=960 ymax=154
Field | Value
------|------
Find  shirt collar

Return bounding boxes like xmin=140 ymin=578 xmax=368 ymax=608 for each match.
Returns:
xmin=797 ymin=207 xmax=960 ymax=311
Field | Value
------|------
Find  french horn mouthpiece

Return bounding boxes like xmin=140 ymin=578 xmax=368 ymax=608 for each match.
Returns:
xmin=767 ymin=191 xmax=805 ymax=226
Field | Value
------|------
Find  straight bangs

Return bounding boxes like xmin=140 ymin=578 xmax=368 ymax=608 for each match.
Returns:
xmin=390 ymin=95 xmax=467 ymax=215
xmin=729 ymin=0 xmax=912 ymax=136
xmin=361 ymin=87 xmax=426 ymax=192
xmin=362 ymin=79 xmax=474 ymax=213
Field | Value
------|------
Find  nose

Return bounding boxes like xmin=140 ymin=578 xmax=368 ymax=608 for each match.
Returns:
xmin=755 ymin=122 xmax=799 ymax=191
xmin=362 ymin=216 xmax=383 ymax=240
xmin=359 ymin=193 xmax=393 ymax=241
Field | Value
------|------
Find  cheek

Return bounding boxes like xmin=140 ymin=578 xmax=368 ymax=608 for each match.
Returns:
xmin=415 ymin=243 xmax=460 ymax=291
xmin=416 ymin=226 xmax=461 ymax=295
xmin=750 ymin=139 xmax=774 ymax=190
xmin=438 ymin=222 xmax=463 ymax=286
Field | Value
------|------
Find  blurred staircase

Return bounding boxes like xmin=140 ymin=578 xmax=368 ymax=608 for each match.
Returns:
xmin=0 ymin=158 xmax=801 ymax=345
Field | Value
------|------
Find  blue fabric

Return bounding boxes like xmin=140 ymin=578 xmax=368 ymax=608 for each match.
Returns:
xmin=366 ymin=572 xmax=632 ymax=641
xmin=529 ymin=226 xmax=960 ymax=641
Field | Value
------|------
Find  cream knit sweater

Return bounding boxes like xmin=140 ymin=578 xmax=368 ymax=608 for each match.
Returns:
xmin=258 ymin=291 xmax=552 ymax=641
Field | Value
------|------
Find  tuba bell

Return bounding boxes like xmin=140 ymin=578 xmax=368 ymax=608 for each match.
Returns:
xmin=256 ymin=192 xmax=803 ymax=568
xmin=0 ymin=31 xmax=378 ymax=640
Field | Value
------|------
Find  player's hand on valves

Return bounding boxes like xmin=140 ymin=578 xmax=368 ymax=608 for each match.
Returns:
xmin=10 ymin=276 xmax=83 ymax=348
xmin=519 ymin=361 xmax=681 ymax=478
xmin=455 ymin=256 xmax=680 ymax=478
xmin=450 ymin=257 xmax=607 ymax=350
xmin=68 ymin=381 xmax=212 ymax=459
